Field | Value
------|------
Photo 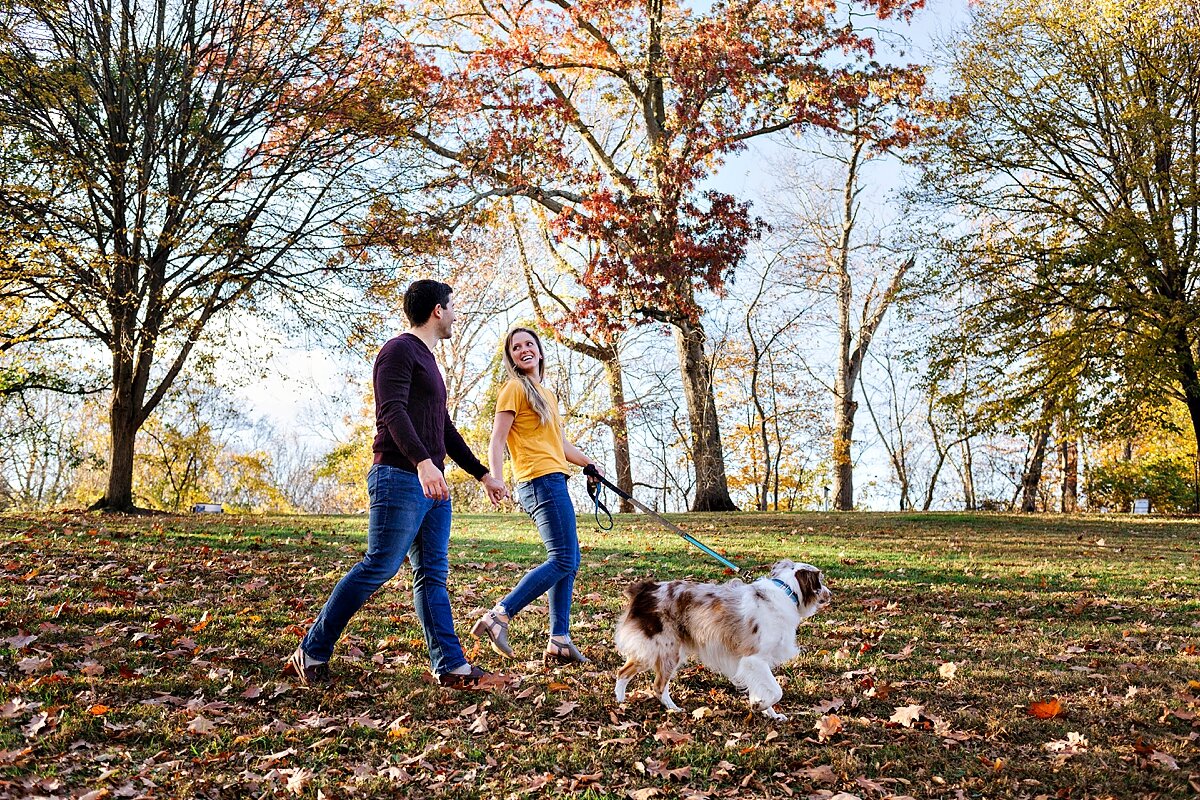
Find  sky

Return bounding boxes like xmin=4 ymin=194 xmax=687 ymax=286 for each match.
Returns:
xmin=228 ymin=0 xmax=977 ymax=509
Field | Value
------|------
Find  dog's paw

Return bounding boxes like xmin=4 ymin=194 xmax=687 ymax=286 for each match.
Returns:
xmin=762 ymin=707 xmax=788 ymax=721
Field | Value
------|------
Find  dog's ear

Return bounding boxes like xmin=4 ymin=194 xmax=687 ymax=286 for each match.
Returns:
xmin=793 ymin=567 xmax=822 ymax=605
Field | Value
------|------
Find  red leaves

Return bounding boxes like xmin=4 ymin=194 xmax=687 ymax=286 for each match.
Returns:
xmin=413 ymin=0 xmax=928 ymax=333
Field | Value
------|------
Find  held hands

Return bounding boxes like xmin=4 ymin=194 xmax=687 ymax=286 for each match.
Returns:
xmin=416 ymin=459 xmax=450 ymax=501
xmin=482 ymin=474 xmax=509 ymax=506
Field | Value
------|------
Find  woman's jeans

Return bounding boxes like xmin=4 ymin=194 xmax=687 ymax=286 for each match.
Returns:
xmin=500 ymin=472 xmax=580 ymax=637
xmin=301 ymin=464 xmax=466 ymax=675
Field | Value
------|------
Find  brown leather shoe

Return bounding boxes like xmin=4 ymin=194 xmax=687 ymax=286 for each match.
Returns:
xmin=285 ymin=646 xmax=331 ymax=687
xmin=437 ymin=665 xmax=515 ymax=691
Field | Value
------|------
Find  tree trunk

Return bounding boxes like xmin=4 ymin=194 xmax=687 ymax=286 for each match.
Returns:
xmin=673 ymin=317 xmax=737 ymax=511
xmin=832 ymin=393 xmax=856 ymax=511
xmin=750 ymin=355 xmax=770 ymax=512
xmin=923 ymin=397 xmax=947 ymax=511
xmin=1020 ymin=412 xmax=1052 ymax=513
xmin=1171 ymin=331 xmax=1200 ymax=464
xmin=1060 ymin=439 xmax=1078 ymax=513
xmin=960 ymin=438 xmax=976 ymax=510
xmin=102 ymin=396 xmax=139 ymax=512
xmin=603 ymin=357 xmax=634 ymax=513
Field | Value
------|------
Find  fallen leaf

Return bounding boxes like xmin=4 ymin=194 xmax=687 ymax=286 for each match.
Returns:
xmin=22 ymin=712 xmax=48 ymax=739
xmin=1148 ymin=751 xmax=1179 ymax=770
xmin=854 ymin=775 xmax=886 ymax=793
xmin=260 ymin=748 xmax=296 ymax=766
xmin=88 ymin=705 xmax=110 ymax=716
xmin=5 ymin=633 xmax=36 ymax=649
xmin=889 ymin=705 xmax=924 ymax=728
xmin=815 ymin=714 xmax=843 ymax=742
xmin=938 ymin=662 xmax=957 ymax=680
xmin=554 ymin=700 xmax=578 ymax=717
xmin=286 ymin=768 xmax=315 ymax=794
xmin=654 ymin=726 xmax=692 ymax=745
xmin=468 ymin=712 xmax=489 ymax=734
xmin=883 ymin=643 xmax=914 ymax=661
xmin=1028 ymin=699 xmax=1064 ymax=719
xmin=797 ymin=764 xmax=837 ymax=784
xmin=813 ymin=697 xmax=845 ymax=714
xmin=1044 ymin=731 xmax=1089 ymax=757
xmin=0 ymin=699 xmax=36 ymax=719
xmin=17 ymin=656 xmax=51 ymax=674
xmin=187 ymin=715 xmax=216 ymax=735
xmin=0 ymin=748 xmax=33 ymax=766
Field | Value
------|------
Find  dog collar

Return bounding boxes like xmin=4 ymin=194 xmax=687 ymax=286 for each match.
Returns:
xmin=769 ymin=578 xmax=801 ymax=607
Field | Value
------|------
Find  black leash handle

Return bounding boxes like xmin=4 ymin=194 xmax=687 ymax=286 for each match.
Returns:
xmin=583 ymin=464 xmax=614 ymax=530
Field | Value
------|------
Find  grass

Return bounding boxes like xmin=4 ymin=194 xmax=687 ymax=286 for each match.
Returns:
xmin=0 ymin=509 xmax=1197 ymax=798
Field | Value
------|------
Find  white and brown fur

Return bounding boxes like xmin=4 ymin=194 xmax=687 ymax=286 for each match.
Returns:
xmin=613 ymin=559 xmax=831 ymax=720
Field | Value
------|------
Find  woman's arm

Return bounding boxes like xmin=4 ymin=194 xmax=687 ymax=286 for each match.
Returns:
xmin=489 ymin=411 xmax=516 ymax=480
xmin=563 ymin=437 xmax=597 ymax=471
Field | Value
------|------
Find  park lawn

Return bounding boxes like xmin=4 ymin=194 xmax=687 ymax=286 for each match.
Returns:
xmin=0 ymin=510 xmax=1197 ymax=799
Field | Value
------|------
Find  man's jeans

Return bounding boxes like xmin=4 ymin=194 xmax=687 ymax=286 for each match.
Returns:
xmin=500 ymin=471 xmax=580 ymax=637
xmin=300 ymin=464 xmax=467 ymax=675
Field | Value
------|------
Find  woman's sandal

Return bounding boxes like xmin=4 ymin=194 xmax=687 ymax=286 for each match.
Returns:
xmin=437 ymin=665 xmax=514 ymax=690
xmin=471 ymin=610 xmax=514 ymax=657
xmin=544 ymin=638 xmax=590 ymax=665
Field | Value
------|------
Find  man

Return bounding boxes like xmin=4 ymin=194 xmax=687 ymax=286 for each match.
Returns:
xmin=288 ymin=280 xmax=510 ymax=689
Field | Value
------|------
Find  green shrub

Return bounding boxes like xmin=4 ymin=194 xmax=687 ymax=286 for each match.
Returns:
xmin=1085 ymin=453 xmax=1198 ymax=512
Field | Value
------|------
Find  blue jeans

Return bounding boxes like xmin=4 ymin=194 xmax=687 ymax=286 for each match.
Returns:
xmin=500 ymin=472 xmax=580 ymax=637
xmin=301 ymin=464 xmax=466 ymax=675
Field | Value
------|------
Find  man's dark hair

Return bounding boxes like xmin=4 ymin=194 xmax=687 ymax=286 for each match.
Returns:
xmin=404 ymin=280 xmax=453 ymax=326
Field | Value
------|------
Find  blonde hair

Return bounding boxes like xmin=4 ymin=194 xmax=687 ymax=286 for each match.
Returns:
xmin=503 ymin=327 xmax=553 ymax=425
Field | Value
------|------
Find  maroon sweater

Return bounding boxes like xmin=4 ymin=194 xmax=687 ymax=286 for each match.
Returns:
xmin=371 ymin=333 xmax=488 ymax=479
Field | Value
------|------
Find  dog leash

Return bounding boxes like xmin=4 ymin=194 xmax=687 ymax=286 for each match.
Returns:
xmin=584 ymin=464 xmax=741 ymax=573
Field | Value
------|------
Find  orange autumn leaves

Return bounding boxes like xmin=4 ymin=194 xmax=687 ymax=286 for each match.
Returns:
xmin=1028 ymin=698 xmax=1065 ymax=720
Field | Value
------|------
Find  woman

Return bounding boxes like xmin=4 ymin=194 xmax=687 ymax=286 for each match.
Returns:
xmin=472 ymin=327 xmax=598 ymax=664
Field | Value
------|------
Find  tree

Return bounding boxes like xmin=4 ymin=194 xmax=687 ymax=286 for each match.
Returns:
xmin=924 ymin=0 xmax=1200 ymax=458
xmin=0 ymin=0 xmax=430 ymax=511
xmin=134 ymin=378 xmax=243 ymax=511
xmin=407 ymin=0 xmax=927 ymax=510
xmin=775 ymin=121 xmax=918 ymax=511
xmin=723 ymin=250 xmax=823 ymax=510
xmin=0 ymin=389 xmax=97 ymax=508
xmin=1085 ymin=401 xmax=1199 ymax=512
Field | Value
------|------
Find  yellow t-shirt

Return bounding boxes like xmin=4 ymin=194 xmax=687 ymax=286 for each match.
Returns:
xmin=495 ymin=379 xmax=569 ymax=482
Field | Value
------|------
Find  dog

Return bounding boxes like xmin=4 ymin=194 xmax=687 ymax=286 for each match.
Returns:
xmin=613 ymin=559 xmax=831 ymax=720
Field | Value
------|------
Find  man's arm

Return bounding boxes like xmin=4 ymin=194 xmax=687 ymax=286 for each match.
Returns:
xmin=376 ymin=342 xmax=433 ymax=467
